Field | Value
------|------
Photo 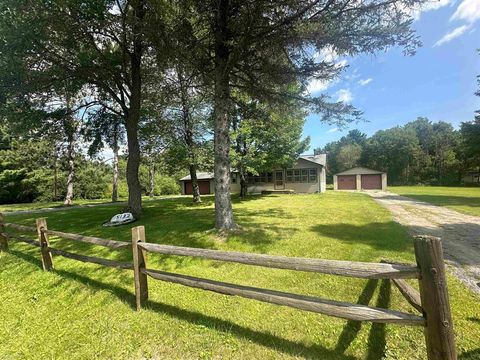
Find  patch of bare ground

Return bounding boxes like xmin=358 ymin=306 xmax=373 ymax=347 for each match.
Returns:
xmin=368 ymin=191 xmax=480 ymax=295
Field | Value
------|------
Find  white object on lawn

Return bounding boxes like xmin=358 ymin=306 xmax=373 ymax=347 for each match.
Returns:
xmin=102 ymin=212 xmax=136 ymax=227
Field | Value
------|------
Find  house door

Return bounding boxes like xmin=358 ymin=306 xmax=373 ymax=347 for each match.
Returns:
xmin=275 ymin=170 xmax=285 ymax=189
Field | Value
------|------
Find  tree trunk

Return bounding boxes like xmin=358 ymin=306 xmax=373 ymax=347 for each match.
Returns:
xmin=112 ymin=143 xmax=119 ymax=202
xmin=189 ymin=164 xmax=201 ymax=203
xmin=64 ymin=134 xmax=75 ymax=206
xmin=124 ymin=0 xmax=145 ymax=217
xmin=125 ymin=113 xmax=142 ymax=216
xmin=240 ymin=169 xmax=248 ymax=198
xmin=149 ymin=164 xmax=155 ymax=198
xmin=179 ymin=67 xmax=202 ymax=204
xmin=53 ymin=144 xmax=59 ymax=201
xmin=213 ymin=0 xmax=236 ymax=230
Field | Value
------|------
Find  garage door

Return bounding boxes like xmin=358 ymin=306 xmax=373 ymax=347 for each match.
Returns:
xmin=337 ymin=175 xmax=357 ymax=190
xmin=361 ymin=174 xmax=382 ymax=189
xmin=184 ymin=180 xmax=211 ymax=195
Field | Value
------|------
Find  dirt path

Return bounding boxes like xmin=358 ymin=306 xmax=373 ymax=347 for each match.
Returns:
xmin=368 ymin=191 xmax=480 ymax=294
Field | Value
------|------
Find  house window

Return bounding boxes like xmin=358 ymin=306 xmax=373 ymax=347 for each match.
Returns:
xmin=286 ymin=169 xmax=293 ymax=182
xmin=284 ymin=168 xmax=318 ymax=183
xmin=301 ymin=169 xmax=308 ymax=182
xmin=248 ymin=170 xmax=319 ymax=184
xmin=232 ymin=173 xmax=237 ymax=183
xmin=248 ymin=172 xmax=273 ymax=184
xmin=294 ymin=169 xmax=301 ymax=182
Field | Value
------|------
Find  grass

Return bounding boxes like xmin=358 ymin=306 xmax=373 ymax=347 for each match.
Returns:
xmin=1 ymin=193 xmax=479 ymax=359
xmin=0 ymin=195 xmax=180 ymax=213
xmin=389 ymin=186 xmax=480 ymax=216
xmin=0 ymin=198 xmax=119 ymax=213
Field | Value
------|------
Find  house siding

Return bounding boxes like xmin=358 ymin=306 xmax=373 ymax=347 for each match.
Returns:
xmin=247 ymin=159 xmax=326 ymax=194
xmin=180 ymin=157 xmax=326 ymax=195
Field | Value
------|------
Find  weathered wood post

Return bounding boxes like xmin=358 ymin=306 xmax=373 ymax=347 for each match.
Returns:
xmin=36 ymin=218 xmax=53 ymax=270
xmin=0 ymin=213 xmax=8 ymax=252
xmin=413 ymin=235 xmax=456 ymax=360
xmin=132 ymin=225 xmax=148 ymax=310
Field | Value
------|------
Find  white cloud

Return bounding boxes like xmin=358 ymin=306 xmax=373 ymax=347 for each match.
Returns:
xmin=326 ymin=127 xmax=339 ymax=133
xmin=307 ymin=78 xmax=333 ymax=94
xmin=451 ymin=0 xmax=480 ymax=23
xmin=314 ymin=46 xmax=338 ymax=63
xmin=336 ymin=89 xmax=353 ymax=103
xmin=422 ymin=0 xmax=452 ymax=11
xmin=308 ymin=46 xmax=349 ymax=95
xmin=313 ymin=46 xmax=348 ymax=69
xmin=336 ymin=59 xmax=348 ymax=68
xmin=433 ymin=25 xmax=470 ymax=46
xmin=358 ymin=78 xmax=373 ymax=86
xmin=401 ymin=0 xmax=452 ymax=21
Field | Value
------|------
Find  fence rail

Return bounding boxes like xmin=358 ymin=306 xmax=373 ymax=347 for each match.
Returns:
xmin=138 ymin=242 xmax=419 ymax=279
xmin=141 ymin=268 xmax=425 ymax=325
xmin=0 ymin=212 xmax=457 ymax=360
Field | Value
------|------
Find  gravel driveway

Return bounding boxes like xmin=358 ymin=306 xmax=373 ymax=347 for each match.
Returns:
xmin=368 ymin=191 xmax=480 ymax=294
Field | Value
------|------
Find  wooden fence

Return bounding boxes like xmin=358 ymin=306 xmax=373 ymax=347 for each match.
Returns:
xmin=0 ymin=213 xmax=457 ymax=360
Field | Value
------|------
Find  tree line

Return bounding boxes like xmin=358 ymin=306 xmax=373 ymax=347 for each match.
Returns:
xmin=315 ymin=115 xmax=480 ymax=186
xmin=0 ymin=0 xmax=439 ymax=230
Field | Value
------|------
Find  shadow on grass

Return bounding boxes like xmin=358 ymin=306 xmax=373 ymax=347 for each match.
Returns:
xmin=366 ymin=279 xmax=390 ymax=360
xmin=467 ymin=317 xmax=480 ymax=324
xmin=9 ymin=248 xmax=366 ymax=359
xmin=460 ymin=348 xmax=480 ymax=360
xmin=7 ymin=196 xmax=298 ymax=260
xmin=335 ymin=279 xmax=390 ymax=359
xmin=335 ymin=279 xmax=378 ymax=353
xmin=145 ymin=299 xmax=358 ymax=360
xmin=311 ymin=222 xmax=410 ymax=252
xmin=8 ymin=248 xmax=43 ymax=269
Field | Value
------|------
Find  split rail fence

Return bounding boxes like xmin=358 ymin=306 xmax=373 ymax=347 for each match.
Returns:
xmin=0 ymin=213 xmax=456 ymax=360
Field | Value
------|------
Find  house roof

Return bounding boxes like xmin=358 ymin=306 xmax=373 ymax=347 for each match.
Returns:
xmin=335 ymin=167 xmax=385 ymax=176
xmin=299 ymin=154 xmax=327 ymax=166
xmin=179 ymin=172 xmax=214 ymax=181
xmin=179 ymin=154 xmax=327 ymax=181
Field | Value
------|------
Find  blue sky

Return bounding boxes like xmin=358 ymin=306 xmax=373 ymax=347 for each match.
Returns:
xmin=304 ymin=0 xmax=480 ymax=152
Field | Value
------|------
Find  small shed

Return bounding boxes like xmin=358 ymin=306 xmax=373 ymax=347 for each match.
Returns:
xmin=179 ymin=172 xmax=215 ymax=195
xmin=333 ymin=167 xmax=387 ymax=191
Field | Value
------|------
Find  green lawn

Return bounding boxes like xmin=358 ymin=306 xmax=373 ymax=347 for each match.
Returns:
xmin=390 ymin=186 xmax=480 ymax=216
xmin=1 ymin=193 xmax=479 ymax=359
xmin=0 ymin=195 xmax=180 ymax=213
xmin=0 ymin=198 xmax=118 ymax=213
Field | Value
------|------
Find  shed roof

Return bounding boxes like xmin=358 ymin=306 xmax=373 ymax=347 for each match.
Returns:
xmin=179 ymin=172 xmax=214 ymax=181
xmin=335 ymin=167 xmax=385 ymax=175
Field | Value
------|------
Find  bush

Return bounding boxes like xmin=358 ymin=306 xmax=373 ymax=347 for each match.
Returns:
xmin=154 ymin=175 xmax=180 ymax=195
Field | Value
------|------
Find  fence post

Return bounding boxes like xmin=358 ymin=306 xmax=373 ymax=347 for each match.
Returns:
xmin=132 ymin=225 xmax=148 ymax=310
xmin=0 ymin=213 xmax=8 ymax=252
xmin=413 ymin=235 xmax=456 ymax=360
xmin=36 ymin=218 xmax=53 ymax=271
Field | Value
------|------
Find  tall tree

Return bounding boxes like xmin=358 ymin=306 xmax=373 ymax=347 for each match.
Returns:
xmin=177 ymin=0 xmax=427 ymax=230
xmin=460 ymin=57 xmax=480 ymax=170
xmin=0 ymin=0 xmax=159 ymax=215
xmin=231 ymin=95 xmax=309 ymax=197
xmin=336 ymin=144 xmax=362 ymax=171
xmin=315 ymin=129 xmax=367 ymax=176
xmin=84 ymin=109 xmax=125 ymax=202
